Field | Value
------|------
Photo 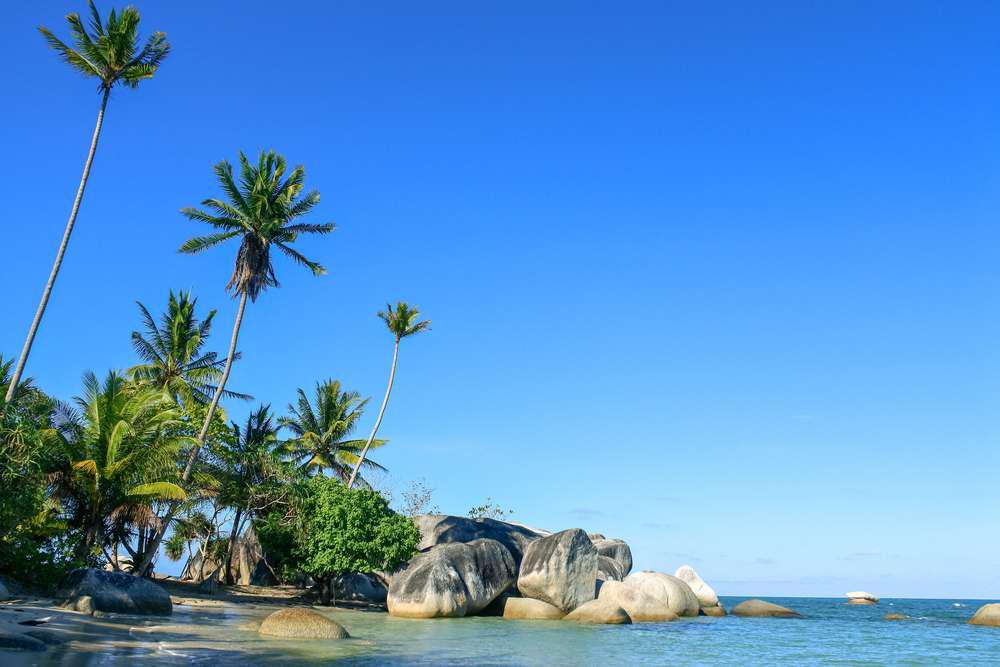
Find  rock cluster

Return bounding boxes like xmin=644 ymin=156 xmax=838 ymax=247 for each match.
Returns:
xmin=387 ymin=515 xmax=718 ymax=626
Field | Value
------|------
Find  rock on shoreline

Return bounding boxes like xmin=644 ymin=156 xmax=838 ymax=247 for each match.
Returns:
xmin=59 ymin=569 xmax=172 ymax=616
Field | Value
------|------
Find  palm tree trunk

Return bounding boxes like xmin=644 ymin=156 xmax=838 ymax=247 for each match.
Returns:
xmin=4 ymin=89 xmax=110 ymax=406
xmin=223 ymin=507 xmax=243 ymax=585
xmin=346 ymin=337 xmax=399 ymax=489
xmin=134 ymin=291 xmax=249 ymax=575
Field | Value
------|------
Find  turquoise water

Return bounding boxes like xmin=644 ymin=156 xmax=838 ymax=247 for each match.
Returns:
xmin=28 ymin=596 xmax=1000 ymax=665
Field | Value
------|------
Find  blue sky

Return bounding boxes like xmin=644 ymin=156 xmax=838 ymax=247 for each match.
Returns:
xmin=3 ymin=1 xmax=999 ymax=598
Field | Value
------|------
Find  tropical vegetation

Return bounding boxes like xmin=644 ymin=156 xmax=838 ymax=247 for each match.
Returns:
xmin=0 ymin=1 xmax=435 ymax=605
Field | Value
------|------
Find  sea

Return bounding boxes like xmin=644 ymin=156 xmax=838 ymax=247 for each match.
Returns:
xmin=16 ymin=596 xmax=1000 ymax=665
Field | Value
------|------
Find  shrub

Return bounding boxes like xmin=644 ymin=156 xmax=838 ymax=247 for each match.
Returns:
xmin=294 ymin=477 xmax=419 ymax=604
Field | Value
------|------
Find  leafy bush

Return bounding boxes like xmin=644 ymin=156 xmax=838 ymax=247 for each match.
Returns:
xmin=294 ymin=477 xmax=419 ymax=604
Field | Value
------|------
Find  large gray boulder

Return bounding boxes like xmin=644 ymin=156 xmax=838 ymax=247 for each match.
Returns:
xmin=517 ymin=528 xmax=598 ymax=613
xmin=675 ymin=565 xmax=720 ymax=608
xmin=259 ymin=608 xmax=349 ymax=639
xmin=336 ymin=572 xmax=387 ymax=603
xmin=388 ymin=538 xmax=516 ymax=618
xmin=731 ymin=599 xmax=802 ymax=618
xmin=968 ymin=603 xmax=1000 ymax=627
xmin=591 ymin=538 xmax=633 ymax=576
xmin=597 ymin=556 xmax=625 ymax=583
xmin=412 ymin=514 xmax=544 ymax=565
xmin=622 ymin=571 xmax=700 ymax=617
xmin=597 ymin=580 xmax=678 ymax=622
xmin=60 ymin=569 xmax=172 ymax=615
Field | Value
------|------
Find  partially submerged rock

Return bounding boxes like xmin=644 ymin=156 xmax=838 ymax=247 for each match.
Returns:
xmin=846 ymin=591 xmax=879 ymax=605
xmin=884 ymin=613 xmax=909 ymax=621
xmin=388 ymin=539 xmax=516 ymax=618
xmin=968 ymin=603 xmax=1000 ymax=627
xmin=60 ymin=569 xmax=172 ymax=616
xmin=563 ymin=599 xmax=632 ymax=624
xmin=622 ymin=571 xmax=700 ymax=617
xmin=591 ymin=538 xmax=633 ymax=576
xmin=597 ymin=580 xmax=678 ymax=622
xmin=700 ymin=605 xmax=727 ymax=617
xmin=0 ymin=631 xmax=47 ymax=652
xmin=731 ymin=599 xmax=802 ymax=618
xmin=675 ymin=565 xmax=719 ymax=607
xmin=502 ymin=597 xmax=566 ymax=620
xmin=518 ymin=528 xmax=598 ymax=613
xmin=258 ymin=608 xmax=349 ymax=639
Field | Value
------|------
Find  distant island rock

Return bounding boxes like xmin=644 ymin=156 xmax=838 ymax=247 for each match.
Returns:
xmin=846 ymin=591 xmax=880 ymax=605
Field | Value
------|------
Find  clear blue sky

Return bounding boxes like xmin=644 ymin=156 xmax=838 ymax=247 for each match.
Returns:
xmin=2 ymin=1 xmax=998 ymax=598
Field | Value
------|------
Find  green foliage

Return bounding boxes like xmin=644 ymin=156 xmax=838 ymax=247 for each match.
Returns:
xmin=280 ymin=380 xmax=386 ymax=482
xmin=253 ymin=510 xmax=298 ymax=583
xmin=129 ymin=290 xmax=250 ymax=407
xmin=0 ymin=356 xmax=83 ymax=590
xmin=49 ymin=371 xmax=192 ymax=562
xmin=378 ymin=302 xmax=431 ymax=341
xmin=294 ymin=477 xmax=419 ymax=580
xmin=39 ymin=1 xmax=170 ymax=92
xmin=179 ymin=150 xmax=334 ymax=302
xmin=468 ymin=497 xmax=515 ymax=520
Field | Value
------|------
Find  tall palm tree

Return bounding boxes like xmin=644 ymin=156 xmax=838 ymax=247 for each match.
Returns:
xmin=129 ymin=290 xmax=250 ymax=407
xmin=347 ymin=302 xmax=429 ymax=489
xmin=49 ymin=371 xmax=188 ymax=562
xmin=280 ymin=380 xmax=387 ymax=484
xmin=134 ymin=150 xmax=332 ymax=574
xmin=5 ymin=2 xmax=169 ymax=406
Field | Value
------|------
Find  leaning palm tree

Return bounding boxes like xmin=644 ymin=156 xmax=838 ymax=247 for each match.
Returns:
xmin=134 ymin=150 xmax=332 ymax=575
xmin=281 ymin=380 xmax=387 ymax=484
xmin=346 ymin=302 xmax=430 ymax=489
xmin=5 ymin=2 xmax=169 ymax=406
xmin=128 ymin=290 xmax=250 ymax=408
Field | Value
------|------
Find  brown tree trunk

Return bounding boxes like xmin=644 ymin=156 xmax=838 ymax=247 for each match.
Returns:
xmin=223 ymin=508 xmax=243 ymax=585
xmin=4 ymin=88 xmax=110 ymax=406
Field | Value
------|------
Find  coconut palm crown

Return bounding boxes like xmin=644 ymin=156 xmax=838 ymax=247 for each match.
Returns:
xmin=40 ymin=1 xmax=170 ymax=92
xmin=129 ymin=290 xmax=250 ymax=406
xmin=280 ymin=380 xmax=387 ymax=483
xmin=379 ymin=302 xmax=432 ymax=341
xmin=180 ymin=151 xmax=334 ymax=301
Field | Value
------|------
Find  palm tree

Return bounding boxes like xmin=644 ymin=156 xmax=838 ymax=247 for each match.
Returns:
xmin=4 ymin=2 xmax=169 ymax=406
xmin=281 ymin=380 xmax=387 ymax=484
xmin=49 ymin=371 xmax=188 ymax=562
xmin=214 ymin=405 xmax=283 ymax=583
xmin=129 ymin=290 xmax=250 ymax=407
xmin=134 ymin=150 xmax=332 ymax=574
xmin=346 ymin=302 xmax=429 ymax=489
